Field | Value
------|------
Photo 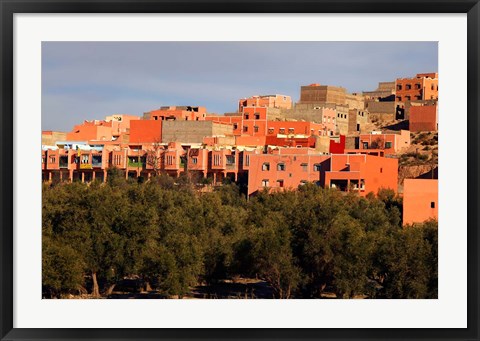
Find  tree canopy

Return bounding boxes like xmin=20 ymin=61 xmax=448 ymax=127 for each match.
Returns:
xmin=42 ymin=178 xmax=437 ymax=299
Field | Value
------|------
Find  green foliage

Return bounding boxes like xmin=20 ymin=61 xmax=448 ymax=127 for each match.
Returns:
xmin=42 ymin=179 xmax=437 ymax=299
xmin=42 ymin=236 xmax=85 ymax=297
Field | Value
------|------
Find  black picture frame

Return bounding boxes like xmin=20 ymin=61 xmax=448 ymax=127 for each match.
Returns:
xmin=1 ymin=1 xmax=479 ymax=340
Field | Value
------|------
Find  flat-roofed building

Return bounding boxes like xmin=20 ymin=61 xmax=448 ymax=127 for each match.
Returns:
xmin=403 ymin=179 xmax=438 ymax=226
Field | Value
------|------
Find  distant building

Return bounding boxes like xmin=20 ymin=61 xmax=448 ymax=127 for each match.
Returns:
xmin=296 ymin=83 xmax=365 ymax=110
xmin=409 ymin=103 xmax=438 ymax=132
xmin=161 ymin=121 xmax=233 ymax=144
xmin=238 ymin=94 xmax=292 ymax=111
xmin=145 ymin=106 xmax=207 ymax=121
xmin=362 ymin=81 xmax=396 ymax=101
xmin=66 ymin=120 xmax=114 ymax=142
xmin=353 ymin=130 xmax=411 ymax=155
xmin=395 ymin=73 xmax=438 ymax=103
xmin=42 ymin=131 xmax=67 ymax=146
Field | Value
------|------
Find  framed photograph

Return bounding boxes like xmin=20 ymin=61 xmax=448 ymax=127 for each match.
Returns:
xmin=1 ymin=0 xmax=479 ymax=340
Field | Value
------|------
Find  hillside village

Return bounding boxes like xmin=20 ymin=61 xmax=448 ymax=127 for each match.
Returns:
xmin=42 ymin=72 xmax=438 ymax=226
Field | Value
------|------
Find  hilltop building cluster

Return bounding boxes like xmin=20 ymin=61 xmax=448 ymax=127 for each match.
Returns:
xmin=42 ymin=73 xmax=439 ymax=225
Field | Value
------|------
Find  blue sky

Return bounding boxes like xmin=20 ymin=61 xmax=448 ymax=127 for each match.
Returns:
xmin=42 ymin=42 xmax=438 ymax=131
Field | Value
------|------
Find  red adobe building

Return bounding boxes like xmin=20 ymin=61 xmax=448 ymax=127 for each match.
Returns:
xmin=395 ymin=73 xmax=438 ymax=102
xmin=146 ymin=106 xmax=207 ymax=121
xmin=350 ymin=130 xmax=411 ymax=155
xmin=409 ymin=104 xmax=438 ymax=132
xmin=403 ymin=179 xmax=438 ymax=225
xmin=247 ymin=148 xmax=398 ymax=196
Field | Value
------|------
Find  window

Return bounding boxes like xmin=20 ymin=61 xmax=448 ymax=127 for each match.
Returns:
xmin=226 ymin=155 xmax=235 ymax=165
xmin=262 ymin=179 xmax=269 ymax=187
xmin=415 ymin=84 xmax=421 ymax=89
xmin=288 ymin=128 xmax=295 ymax=134
xmin=81 ymin=155 xmax=89 ymax=164
xmin=385 ymin=142 xmax=392 ymax=149
xmin=213 ymin=154 xmax=222 ymax=166
xmin=301 ymin=163 xmax=308 ymax=172
xmin=268 ymin=128 xmax=274 ymax=134
xmin=262 ymin=162 xmax=270 ymax=171
xmin=415 ymin=95 xmax=422 ymax=100
xmin=92 ymin=155 xmax=102 ymax=166
xmin=405 ymin=96 xmax=411 ymax=101
xmin=396 ymin=96 xmax=402 ymax=101
xmin=380 ymin=167 xmax=383 ymax=173
xmin=397 ymin=85 xmax=402 ymax=90
xmin=254 ymin=126 xmax=259 ymax=133
xmin=243 ymin=126 xmax=248 ymax=132
xmin=233 ymin=123 xmax=238 ymax=130
xmin=191 ymin=157 xmax=198 ymax=164
xmin=49 ymin=156 xmax=56 ymax=163
xmin=245 ymin=155 xmax=250 ymax=166
xmin=431 ymin=202 xmax=435 ymax=209
xmin=363 ymin=142 xmax=369 ymax=149
xmin=277 ymin=180 xmax=284 ymax=188
xmin=313 ymin=163 xmax=321 ymax=171
xmin=431 ymin=84 xmax=435 ymax=90
xmin=277 ymin=163 xmax=286 ymax=171
xmin=154 ymin=116 xmax=158 ymax=120
xmin=254 ymin=113 xmax=260 ymax=120
xmin=406 ymin=84 xmax=411 ymax=90
xmin=279 ymin=128 xmax=285 ymax=134
xmin=245 ymin=114 xmax=249 ymax=120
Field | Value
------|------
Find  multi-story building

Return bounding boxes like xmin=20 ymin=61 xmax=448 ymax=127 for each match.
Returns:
xmin=238 ymin=94 xmax=292 ymax=111
xmin=395 ymin=73 xmax=438 ymax=103
xmin=266 ymin=121 xmax=325 ymax=137
xmin=247 ymin=148 xmax=397 ymax=196
xmin=296 ymin=84 xmax=365 ymax=110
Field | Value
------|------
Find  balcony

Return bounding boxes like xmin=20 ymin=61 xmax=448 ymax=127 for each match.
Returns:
xmin=59 ymin=156 xmax=68 ymax=169
xmin=128 ymin=161 xmax=144 ymax=168
xmin=92 ymin=156 xmax=103 ymax=168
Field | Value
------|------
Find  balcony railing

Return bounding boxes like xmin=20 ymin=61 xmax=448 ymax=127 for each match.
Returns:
xmin=128 ymin=161 xmax=144 ymax=168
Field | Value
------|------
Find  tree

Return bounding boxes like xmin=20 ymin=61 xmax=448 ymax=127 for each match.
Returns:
xmin=250 ymin=212 xmax=301 ymax=298
xmin=42 ymin=236 xmax=85 ymax=298
xmin=145 ymin=139 xmax=164 ymax=177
